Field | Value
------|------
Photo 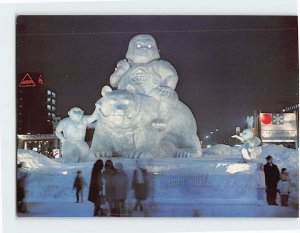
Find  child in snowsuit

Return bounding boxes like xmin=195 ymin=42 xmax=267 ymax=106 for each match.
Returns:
xmin=277 ymin=168 xmax=291 ymax=206
xmin=73 ymin=170 xmax=87 ymax=203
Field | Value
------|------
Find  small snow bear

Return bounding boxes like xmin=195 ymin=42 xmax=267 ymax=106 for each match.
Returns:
xmin=231 ymin=128 xmax=262 ymax=162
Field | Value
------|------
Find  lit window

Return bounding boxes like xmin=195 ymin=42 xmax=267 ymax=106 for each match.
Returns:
xmin=47 ymin=98 xmax=51 ymax=102
xmin=47 ymin=105 xmax=51 ymax=110
xmin=52 ymin=92 xmax=56 ymax=98
xmin=47 ymin=90 xmax=51 ymax=95
xmin=52 ymin=99 xmax=56 ymax=104
xmin=52 ymin=106 xmax=56 ymax=111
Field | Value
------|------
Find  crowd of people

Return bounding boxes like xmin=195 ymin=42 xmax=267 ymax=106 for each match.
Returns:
xmin=86 ymin=159 xmax=148 ymax=217
xmin=255 ymin=155 xmax=291 ymax=207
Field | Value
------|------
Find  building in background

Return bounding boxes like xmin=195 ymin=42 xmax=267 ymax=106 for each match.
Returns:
xmin=17 ymin=72 xmax=59 ymax=157
xmin=17 ymin=72 xmax=56 ymax=134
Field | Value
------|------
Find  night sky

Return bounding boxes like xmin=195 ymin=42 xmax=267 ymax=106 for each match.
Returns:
xmin=16 ymin=16 xmax=299 ymax=143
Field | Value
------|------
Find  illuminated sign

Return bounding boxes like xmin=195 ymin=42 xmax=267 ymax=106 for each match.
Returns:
xmin=38 ymin=74 xmax=44 ymax=85
xmin=19 ymin=73 xmax=36 ymax=87
xmin=260 ymin=113 xmax=297 ymax=140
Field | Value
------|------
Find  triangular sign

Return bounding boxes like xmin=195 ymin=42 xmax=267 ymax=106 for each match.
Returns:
xmin=38 ymin=74 xmax=44 ymax=85
xmin=19 ymin=73 xmax=36 ymax=87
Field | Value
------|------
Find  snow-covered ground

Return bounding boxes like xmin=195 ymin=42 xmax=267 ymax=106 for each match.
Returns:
xmin=17 ymin=144 xmax=299 ymax=217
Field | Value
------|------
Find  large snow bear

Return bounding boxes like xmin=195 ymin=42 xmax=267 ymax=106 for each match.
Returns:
xmin=88 ymin=86 xmax=202 ymax=159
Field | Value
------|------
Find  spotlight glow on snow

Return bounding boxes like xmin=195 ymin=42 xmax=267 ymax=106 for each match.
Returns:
xmin=226 ymin=164 xmax=250 ymax=174
xmin=62 ymin=171 xmax=68 ymax=175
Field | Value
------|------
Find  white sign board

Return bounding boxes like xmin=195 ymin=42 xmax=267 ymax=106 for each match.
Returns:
xmin=259 ymin=113 xmax=297 ymax=141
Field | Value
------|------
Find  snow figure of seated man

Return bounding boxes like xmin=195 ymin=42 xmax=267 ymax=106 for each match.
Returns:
xmin=231 ymin=128 xmax=262 ymax=162
xmin=55 ymin=107 xmax=98 ymax=162
xmin=109 ymin=34 xmax=179 ymax=129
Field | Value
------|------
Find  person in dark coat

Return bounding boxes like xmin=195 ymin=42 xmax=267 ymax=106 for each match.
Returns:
xmin=73 ymin=170 xmax=87 ymax=203
xmin=264 ymin=155 xmax=280 ymax=205
xmin=112 ymin=162 xmax=128 ymax=216
xmin=17 ymin=162 xmax=28 ymax=213
xmin=103 ymin=160 xmax=115 ymax=215
xmin=132 ymin=160 xmax=148 ymax=211
xmin=88 ymin=159 xmax=104 ymax=216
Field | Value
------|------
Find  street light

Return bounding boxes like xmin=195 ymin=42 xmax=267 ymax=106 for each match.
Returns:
xmin=206 ymin=135 xmax=212 ymax=145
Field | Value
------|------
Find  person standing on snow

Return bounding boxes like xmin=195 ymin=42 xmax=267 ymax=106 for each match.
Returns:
xmin=73 ymin=170 xmax=87 ymax=203
xmin=88 ymin=159 xmax=104 ymax=216
xmin=112 ymin=162 xmax=128 ymax=217
xmin=277 ymin=168 xmax=291 ymax=206
xmin=17 ymin=162 xmax=28 ymax=213
xmin=255 ymin=163 xmax=266 ymax=205
xmin=132 ymin=160 xmax=148 ymax=212
xmin=264 ymin=155 xmax=280 ymax=205
xmin=103 ymin=160 xmax=116 ymax=216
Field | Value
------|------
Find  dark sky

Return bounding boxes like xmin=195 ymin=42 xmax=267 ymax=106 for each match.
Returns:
xmin=16 ymin=16 xmax=299 ymax=143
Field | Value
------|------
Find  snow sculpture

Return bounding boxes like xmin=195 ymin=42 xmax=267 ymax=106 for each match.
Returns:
xmin=246 ymin=116 xmax=254 ymax=129
xmin=55 ymin=107 xmax=98 ymax=162
xmin=231 ymin=128 xmax=262 ymax=162
xmin=88 ymin=34 xmax=202 ymax=159
xmin=89 ymin=85 xmax=202 ymax=159
xmin=109 ymin=34 xmax=179 ymax=128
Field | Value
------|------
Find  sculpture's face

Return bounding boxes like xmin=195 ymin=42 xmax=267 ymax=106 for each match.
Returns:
xmin=68 ymin=107 xmax=84 ymax=123
xmin=241 ymin=128 xmax=254 ymax=140
xmin=96 ymin=89 xmax=139 ymax=127
xmin=126 ymin=34 xmax=160 ymax=64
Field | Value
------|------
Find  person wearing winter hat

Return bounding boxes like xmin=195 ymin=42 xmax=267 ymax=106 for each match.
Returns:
xmin=112 ymin=162 xmax=128 ymax=216
xmin=277 ymin=168 xmax=291 ymax=206
xmin=264 ymin=155 xmax=280 ymax=205
xmin=255 ymin=163 xmax=266 ymax=205
xmin=280 ymin=168 xmax=290 ymax=182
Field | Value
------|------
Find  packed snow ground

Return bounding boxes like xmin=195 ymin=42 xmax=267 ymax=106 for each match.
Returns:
xmin=17 ymin=144 xmax=299 ymax=217
xmin=19 ymin=201 xmax=298 ymax=217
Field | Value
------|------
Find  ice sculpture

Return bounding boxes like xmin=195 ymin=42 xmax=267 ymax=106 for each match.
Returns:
xmin=231 ymin=128 xmax=262 ymax=162
xmin=246 ymin=116 xmax=254 ymax=129
xmin=89 ymin=85 xmax=202 ymax=159
xmin=109 ymin=34 xmax=179 ymax=128
xmin=55 ymin=107 xmax=98 ymax=162
xmin=88 ymin=34 xmax=202 ymax=159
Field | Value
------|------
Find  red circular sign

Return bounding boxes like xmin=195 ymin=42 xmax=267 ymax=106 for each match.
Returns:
xmin=261 ymin=113 xmax=272 ymax=124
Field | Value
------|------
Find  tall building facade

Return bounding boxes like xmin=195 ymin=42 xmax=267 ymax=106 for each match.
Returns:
xmin=17 ymin=72 xmax=56 ymax=134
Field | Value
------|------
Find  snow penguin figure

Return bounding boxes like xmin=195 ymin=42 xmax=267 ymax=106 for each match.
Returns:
xmin=231 ymin=128 xmax=262 ymax=162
